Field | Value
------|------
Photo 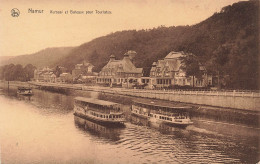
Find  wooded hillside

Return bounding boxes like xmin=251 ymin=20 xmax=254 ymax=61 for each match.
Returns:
xmin=56 ymin=1 xmax=258 ymax=89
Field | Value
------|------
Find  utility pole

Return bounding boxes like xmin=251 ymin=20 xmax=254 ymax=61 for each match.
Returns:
xmin=7 ymin=80 xmax=9 ymax=94
xmin=217 ymin=70 xmax=220 ymax=90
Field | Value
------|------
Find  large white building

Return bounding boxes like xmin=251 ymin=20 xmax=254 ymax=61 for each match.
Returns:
xmin=96 ymin=51 xmax=143 ymax=87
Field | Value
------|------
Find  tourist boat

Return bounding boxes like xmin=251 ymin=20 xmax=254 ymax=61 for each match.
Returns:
xmin=131 ymin=99 xmax=193 ymax=127
xmin=74 ymin=97 xmax=126 ymax=124
xmin=17 ymin=87 xmax=33 ymax=96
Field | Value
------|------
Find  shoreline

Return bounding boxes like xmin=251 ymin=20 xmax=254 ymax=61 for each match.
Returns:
xmin=0 ymin=81 xmax=259 ymax=127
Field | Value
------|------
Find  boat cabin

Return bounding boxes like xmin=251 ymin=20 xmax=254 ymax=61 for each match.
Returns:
xmin=17 ymin=87 xmax=33 ymax=95
xmin=74 ymin=97 xmax=125 ymax=123
xmin=133 ymin=100 xmax=191 ymax=116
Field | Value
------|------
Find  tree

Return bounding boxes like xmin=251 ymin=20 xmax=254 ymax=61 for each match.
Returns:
xmin=180 ymin=53 xmax=202 ymax=88
xmin=54 ymin=66 xmax=62 ymax=77
xmin=0 ymin=64 xmax=36 ymax=81
xmin=24 ymin=64 xmax=36 ymax=81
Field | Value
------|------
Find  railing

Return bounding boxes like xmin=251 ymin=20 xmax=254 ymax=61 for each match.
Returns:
xmin=82 ymin=85 xmax=260 ymax=98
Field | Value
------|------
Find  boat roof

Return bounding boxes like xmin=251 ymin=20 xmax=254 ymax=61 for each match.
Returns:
xmin=74 ymin=97 xmax=119 ymax=106
xmin=133 ymin=99 xmax=192 ymax=110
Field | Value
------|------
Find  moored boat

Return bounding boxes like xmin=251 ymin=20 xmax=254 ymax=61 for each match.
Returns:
xmin=17 ymin=87 xmax=33 ymax=96
xmin=131 ymin=99 xmax=193 ymax=127
xmin=74 ymin=97 xmax=126 ymax=124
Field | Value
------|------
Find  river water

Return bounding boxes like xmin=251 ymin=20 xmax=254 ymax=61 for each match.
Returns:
xmin=0 ymin=88 xmax=259 ymax=164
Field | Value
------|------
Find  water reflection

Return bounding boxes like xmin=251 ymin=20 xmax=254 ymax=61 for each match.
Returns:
xmin=3 ymin=87 xmax=74 ymax=115
xmin=129 ymin=114 xmax=259 ymax=163
xmin=74 ymin=115 xmax=124 ymax=142
xmin=17 ymin=94 xmax=32 ymax=101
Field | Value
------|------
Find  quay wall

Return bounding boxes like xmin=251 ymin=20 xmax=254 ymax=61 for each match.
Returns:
xmin=82 ymin=86 xmax=260 ymax=111
xmin=3 ymin=81 xmax=259 ymax=111
xmin=1 ymin=81 xmax=258 ymax=126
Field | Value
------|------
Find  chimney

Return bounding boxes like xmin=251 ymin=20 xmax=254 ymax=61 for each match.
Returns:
xmin=123 ymin=52 xmax=130 ymax=61
xmin=109 ymin=55 xmax=116 ymax=62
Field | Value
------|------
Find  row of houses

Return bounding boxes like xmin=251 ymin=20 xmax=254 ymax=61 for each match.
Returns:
xmin=33 ymin=61 xmax=95 ymax=83
xmin=34 ymin=50 xmax=213 ymax=89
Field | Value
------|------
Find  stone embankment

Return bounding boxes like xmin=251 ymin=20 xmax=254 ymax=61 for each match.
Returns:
xmin=25 ymin=81 xmax=260 ymax=111
xmin=1 ymin=81 xmax=259 ymax=126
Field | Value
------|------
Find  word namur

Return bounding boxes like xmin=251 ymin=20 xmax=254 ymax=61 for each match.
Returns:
xmin=28 ymin=8 xmax=44 ymax=13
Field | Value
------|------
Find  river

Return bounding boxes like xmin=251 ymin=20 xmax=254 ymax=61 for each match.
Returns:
xmin=0 ymin=88 xmax=259 ymax=163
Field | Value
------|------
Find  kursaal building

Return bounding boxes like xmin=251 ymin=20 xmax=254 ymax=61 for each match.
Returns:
xmin=96 ymin=51 xmax=143 ymax=87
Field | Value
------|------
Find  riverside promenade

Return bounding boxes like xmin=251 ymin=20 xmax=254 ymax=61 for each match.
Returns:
xmin=26 ymin=81 xmax=260 ymax=112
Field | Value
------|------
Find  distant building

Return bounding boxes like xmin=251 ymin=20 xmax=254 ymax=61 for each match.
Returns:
xmin=72 ymin=61 xmax=94 ymax=81
xmin=150 ymin=51 xmax=212 ymax=88
xmin=34 ymin=67 xmax=56 ymax=82
xmin=96 ymin=51 xmax=143 ymax=87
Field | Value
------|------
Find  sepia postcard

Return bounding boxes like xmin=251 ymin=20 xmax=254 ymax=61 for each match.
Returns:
xmin=0 ymin=0 xmax=259 ymax=163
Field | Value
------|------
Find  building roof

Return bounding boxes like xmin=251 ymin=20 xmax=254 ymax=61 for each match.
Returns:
xmin=157 ymin=59 xmax=181 ymax=72
xmin=150 ymin=51 xmax=185 ymax=76
xmin=164 ymin=51 xmax=184 ymax=59
xmin=60 ymin=73 xmax=71 ymax=77
xmin=75 ymin=61 xmax=94 ymax=69
xmin=101 ymin=54 xmax=143 ymax=74
xmin=151 ymin=58 xmax=181 ymax=72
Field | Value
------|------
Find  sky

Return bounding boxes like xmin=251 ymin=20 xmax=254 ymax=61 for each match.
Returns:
xmin=0 ymin=0 xmax=244 ymax=57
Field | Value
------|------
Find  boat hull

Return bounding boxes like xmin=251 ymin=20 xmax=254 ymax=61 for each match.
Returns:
xmin=162 ymin=120 xmax=193 ymax=128
xmin=17 ymin=92 xmax=33 ymax=96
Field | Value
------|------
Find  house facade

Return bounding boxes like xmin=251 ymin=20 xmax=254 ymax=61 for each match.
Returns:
xmin=96 ymin=51 xmax=143 ymax=87
xmin=150 ymin=51 xmax=212 ymax=88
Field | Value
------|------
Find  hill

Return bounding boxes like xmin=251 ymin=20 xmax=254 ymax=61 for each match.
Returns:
xmin=56 ymin=1 xmax=259 ymax=89
xmin=0 ymin=56 xmax=15 ymax=65
xmin=1 ymin=47 xmax=74 ymax=68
